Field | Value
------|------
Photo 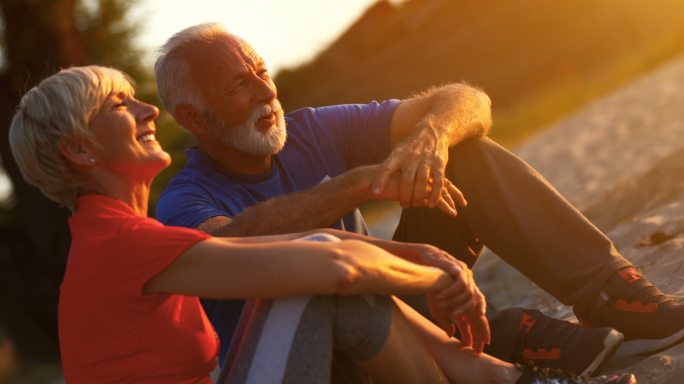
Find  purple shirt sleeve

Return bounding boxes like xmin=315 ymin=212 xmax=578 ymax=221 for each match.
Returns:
xmin=293 ymin=99 xmax=401 ymax=169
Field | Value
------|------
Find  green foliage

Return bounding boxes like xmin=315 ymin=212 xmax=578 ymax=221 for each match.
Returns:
xmin=0 ymin=0 xmax=190 ymax=216
xmin=77 ymin=0 xmax=146 ymax=80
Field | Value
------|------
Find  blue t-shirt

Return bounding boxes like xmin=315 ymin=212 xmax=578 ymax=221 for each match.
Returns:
xmin=156 ymin=100 xmax=400 ymax=362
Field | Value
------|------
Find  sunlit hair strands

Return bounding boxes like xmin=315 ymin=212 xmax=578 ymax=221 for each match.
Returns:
xmin=154 ymin=22 xmax=227 ymax=123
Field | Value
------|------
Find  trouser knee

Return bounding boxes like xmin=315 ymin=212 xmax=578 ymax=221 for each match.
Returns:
xmin=333 ymin=295 xmax=392 ymax=361
xmin=393 ymin=207 xmax=483 ymax=267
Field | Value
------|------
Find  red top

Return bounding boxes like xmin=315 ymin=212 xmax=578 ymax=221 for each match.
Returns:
xmin=59 ymin=195 xmax=217 ymax=383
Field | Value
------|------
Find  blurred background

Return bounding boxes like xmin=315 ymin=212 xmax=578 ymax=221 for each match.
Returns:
xmin=2 ymin=0 xmax=684 ymax=382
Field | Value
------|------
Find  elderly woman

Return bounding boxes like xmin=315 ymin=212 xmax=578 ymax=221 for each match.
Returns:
xmin=8 ymin=66 xmax=635 ymax=384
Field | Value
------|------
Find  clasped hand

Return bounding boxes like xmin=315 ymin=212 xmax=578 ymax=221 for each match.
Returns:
xmin=428 ymin=270 xmax=489 ymax=354
xmin=390 ymin=242 xmax=490 ymax=353
xmin=371 ymin=122 xmax=466 ymax=216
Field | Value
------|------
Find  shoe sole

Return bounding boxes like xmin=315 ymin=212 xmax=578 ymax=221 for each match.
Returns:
xmin=612 ymin=327 xmax=684 ymax=359
xmin=582 ymin=329 xmax=624 ymax=376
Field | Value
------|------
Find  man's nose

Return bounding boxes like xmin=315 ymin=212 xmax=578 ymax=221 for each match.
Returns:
xmin=254 ymin=77 xmax=277 ymax=102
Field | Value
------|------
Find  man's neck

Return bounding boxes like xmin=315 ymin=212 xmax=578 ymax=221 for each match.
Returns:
xmin=199 ymin=143 xmax=273 ymax=175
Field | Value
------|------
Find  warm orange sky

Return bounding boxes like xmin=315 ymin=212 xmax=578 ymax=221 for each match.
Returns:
xmin=134 ymin=0 xmax=392 ymax=72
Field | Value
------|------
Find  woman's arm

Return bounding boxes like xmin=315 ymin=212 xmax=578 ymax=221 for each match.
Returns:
xmin=217 ymin=229 xmax=338 ymax=244
xmin=203 ymin=222 xmax=460 ymax=276
xmin=143 ymin=237 xmax=452 ymax=299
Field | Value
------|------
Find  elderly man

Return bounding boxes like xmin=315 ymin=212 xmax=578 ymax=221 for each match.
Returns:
xmin=155 ymin=23 xmax=683 ymax=375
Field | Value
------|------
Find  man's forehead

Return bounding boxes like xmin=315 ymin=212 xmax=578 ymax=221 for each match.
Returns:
xmin=184 ymin=34 xmax=267 ymax=93
xmin=192 ymin=35 xmax=263 ymax=71
xmin=230 ymin=37 xmax=266 ymax=71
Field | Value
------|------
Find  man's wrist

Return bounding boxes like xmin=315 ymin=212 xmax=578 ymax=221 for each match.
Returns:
xmin=349 ymin=166 xmax=380 ymax=202
xmin=336 ymin=166 xmax=376 ymax=204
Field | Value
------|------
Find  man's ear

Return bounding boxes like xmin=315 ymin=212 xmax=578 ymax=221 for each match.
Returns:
xmin=175 ymin=104 xmax=207 ymax=134
xmin=59 ymin=138 xmax=95 ymax=167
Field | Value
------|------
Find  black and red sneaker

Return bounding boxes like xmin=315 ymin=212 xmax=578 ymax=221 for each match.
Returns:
xmin=515 ymin=362 xmax=637 ymax=384
xmin=577 ymin=266 xmax=684 ymax=357
xmin=513 ymin=310 xmax=623 ymax=376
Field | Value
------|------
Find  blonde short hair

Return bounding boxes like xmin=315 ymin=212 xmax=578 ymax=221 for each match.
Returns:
xmin=8 ymin=65 xmax=134 ymax=212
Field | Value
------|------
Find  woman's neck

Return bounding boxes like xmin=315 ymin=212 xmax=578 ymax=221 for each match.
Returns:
xmin=82 ymin=173 xmax=152 ymax=217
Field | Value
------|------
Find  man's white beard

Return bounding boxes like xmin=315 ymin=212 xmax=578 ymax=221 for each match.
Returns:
xmin=204 ymin=100 xmax=287 ymax=157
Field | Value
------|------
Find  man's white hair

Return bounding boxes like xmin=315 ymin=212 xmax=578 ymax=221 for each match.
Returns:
xmin=154 ymin=22 xmax=228 ymax=121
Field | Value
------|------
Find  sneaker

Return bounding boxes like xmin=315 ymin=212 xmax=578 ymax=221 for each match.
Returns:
xmin=515 ymin=363 xmax=637 ymax=384
xmin=577 ymin=266 xmax=684 ymax=356
xmin=513 ymin=310 xmax=623 ymax=376
xmin=487 ymin=309 xmax=623 ymax=376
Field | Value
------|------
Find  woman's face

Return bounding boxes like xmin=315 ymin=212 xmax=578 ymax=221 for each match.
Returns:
xmin=88 ymin=91 xmax=170 ymax=178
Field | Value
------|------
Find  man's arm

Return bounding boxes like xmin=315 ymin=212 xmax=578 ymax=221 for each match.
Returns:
xmin=197 ymin=163 xmax=460 ymax=237
xmin=197 ymin=166 xmax=368 ymax=236
xmin=372 ymin=83 xmax=492 ymax=209
xmin=196 ymin=84 xmax=489 ymax=237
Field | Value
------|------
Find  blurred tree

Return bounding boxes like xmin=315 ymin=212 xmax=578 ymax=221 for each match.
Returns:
xmin=0 ymin=0 xmax=147 ymax=364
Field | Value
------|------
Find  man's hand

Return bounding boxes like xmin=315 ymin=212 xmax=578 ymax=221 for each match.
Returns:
xmin=374 ymin=83 xmax=492 ymax=215
xmin=371 ymin=121 xmax=467 ymax=215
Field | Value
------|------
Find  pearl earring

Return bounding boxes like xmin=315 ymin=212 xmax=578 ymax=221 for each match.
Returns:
xmin=88 ymin=157 xmax=96 ymax=165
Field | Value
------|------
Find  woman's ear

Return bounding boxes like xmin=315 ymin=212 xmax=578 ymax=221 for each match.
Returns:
xmin=175 ymin=104 xmax=207 ymax=135
xmin=59 ymin=138 xmax=96 ymax=167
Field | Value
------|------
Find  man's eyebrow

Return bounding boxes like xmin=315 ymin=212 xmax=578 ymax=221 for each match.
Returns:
xmin=228 ymin=68 xmax=249 ymax=83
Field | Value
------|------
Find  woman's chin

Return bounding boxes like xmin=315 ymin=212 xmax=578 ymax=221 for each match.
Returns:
xmin=154 ymin=152 xmax=172 ymax=170
xmin=143 ymin=151 xmax=172 ymax=176
xmin=150 ymin=148 xmax=171 ymax=164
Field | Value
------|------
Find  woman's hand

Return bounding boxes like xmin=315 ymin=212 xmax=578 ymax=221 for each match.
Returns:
xmin=426 ymin=263 xmax=490 ymax=353
xmin=451 ymin=286 xmax=489 ymax=354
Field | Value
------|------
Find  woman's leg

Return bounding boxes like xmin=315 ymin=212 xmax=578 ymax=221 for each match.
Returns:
xmin=393 ymin=297 xmax=522 ymax=384
xmin=351 ymin=297 xmax=448 ymax=383
xmin=219 ymin=233 xmax=512 ymax=383
xmin=219 ymin=294 xmax=450 ymax=384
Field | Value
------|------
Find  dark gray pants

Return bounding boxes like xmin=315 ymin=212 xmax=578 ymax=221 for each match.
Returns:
xmin=392 ymin=137 xmax=632 ymax=361
xmin=393 ymin=137 xmax=631 ymax=317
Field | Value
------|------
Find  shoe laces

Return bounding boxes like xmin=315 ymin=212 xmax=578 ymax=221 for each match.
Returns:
xmin=515 ymin=361 xmax=582 ymax=383
xmin=516 ymin=310 xmax=578 ymax=351
xmin=611 ymin=267 xmax=674 ymax=306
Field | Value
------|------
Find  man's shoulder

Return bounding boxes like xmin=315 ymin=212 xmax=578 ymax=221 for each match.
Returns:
xmin=159 ymin=168 xmax=223 ymax=206
xmin=162 ymin=148 xmax=228 ymax=193
xmin=284 ymin=100 xmax=400 ymax=135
